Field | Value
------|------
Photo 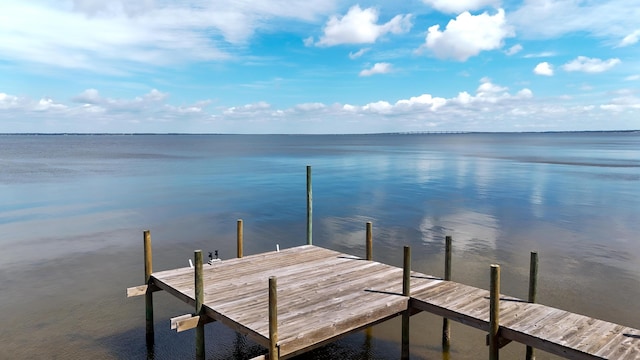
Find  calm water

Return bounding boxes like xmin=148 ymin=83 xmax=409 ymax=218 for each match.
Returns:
xmin=1 ymin=133 xmax=639 ymax=359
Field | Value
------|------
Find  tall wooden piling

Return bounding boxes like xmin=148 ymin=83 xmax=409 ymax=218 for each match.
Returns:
xmin=442 ymin=235 xmax=452 ymax=350
xmin=269 ymin=276 xmax=279 ymax=359
xmin=366 ymin=222 xmax=373 ymax=261
xmin=401 ymin=246 xmax=411 ymax=359
xmin=307 ymin=166 xmax=312 ymax=245
xmin=489 ymin=264 xmax=500 ymax=360
xmin=195 ymin=250 xmax=205 ymax=360
xmin=143 ymin=230 xmax=154 ymax=347
xmin=526 ymin=252 xmax=538 ymax=360
xmin=237 ymin=219 xmax=244 ymax=258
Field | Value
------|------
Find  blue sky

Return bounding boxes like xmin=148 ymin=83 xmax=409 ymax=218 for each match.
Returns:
xmin=1 ymin=0 xmax=639 ymax=133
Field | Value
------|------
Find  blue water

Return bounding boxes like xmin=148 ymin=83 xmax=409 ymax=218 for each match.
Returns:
xmin=1 ymin=133 xmax=639 ymax=359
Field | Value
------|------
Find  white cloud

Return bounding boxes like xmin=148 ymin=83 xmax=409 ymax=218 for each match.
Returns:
xmin=619 ymin=30 xmax=640 ymax=47
xmin=420 ymin=9 xmax=514 ymax=61
xmin=509 ymin=0 xmax=640 ymax=43
xmin=0 ymin=0 xmax=338 ymax=72
xmin=421 ymin=0 xmax=500 ymax=14
xmin=625 ymin=75 xmax=640 ymax=81
xmin=505 ymin=44 xmax=522 ymax=56
xmin=316 ymin=5 xmax=412 ymax=46
xmin=562 ymin=56 xmax=621 ymax=73
xmin=523 ymin=52 xmax=556 ymax=58
xmin=349 ymin=48 xmax=370 ymax=59
xmin=534 ymin=62 xmax=554 ymax=76
xmin=359 ymin=62 xmax=393 ymax=77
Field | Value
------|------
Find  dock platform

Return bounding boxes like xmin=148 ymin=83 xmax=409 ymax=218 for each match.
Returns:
xmin=136 ymin=244 xmax=640 ymax=359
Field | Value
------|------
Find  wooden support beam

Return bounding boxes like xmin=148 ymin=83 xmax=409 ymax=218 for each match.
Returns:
xmin=127 ymin=285 xmax=148 ymax=297
xmin=143 ymin=230 xmax=154 ymax=347
xmin=366 ymin=222 xmax=372 ymax=261
xmin=489 ymin=264 xmax=500 ymax=360
xmin=306 ymin=165 xmax=312 ymax=245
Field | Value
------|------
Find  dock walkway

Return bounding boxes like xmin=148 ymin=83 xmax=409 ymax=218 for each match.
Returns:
xmin=143 ymin=245 xmax=640 ymax=359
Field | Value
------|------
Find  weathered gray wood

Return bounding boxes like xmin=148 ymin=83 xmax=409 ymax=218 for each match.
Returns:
xmin=489 ymin=264 xmax=500 ymax=360
xmin=127 ymin=284 xmax=148 ymax=297
xmin=195 ymin=250 xmax=205 ymax=360
xmin=366 ymin=221 xmax=372 ymax=261
xmin=147 ymin=245 xmax=640 ymax=360
xmin=143 ymin=230 xmax=154 ymax=347
xmin=306 ymin=165 xmax=312 ymax=245
xmin=237 ymin=219 xmax=243 ymax=258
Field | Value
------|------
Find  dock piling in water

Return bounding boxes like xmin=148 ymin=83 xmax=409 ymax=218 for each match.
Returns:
xmin=237 ymin=219 xmax=244 ymax=258
xmin=489 ymin=264 xmax=501 ymax=360
xmin=526 ymin=251 xmax=539 ymax=360
xmin=269 ymin=276 xmax=279 ymax=360
xmin=306 ymin=165 xmax=312 ymax=245
xmin=442 ymin=235 xmax=452 ymax=350
xmin=366 ymin=222 xmax=372 ymax=261
xmin=143 ymin=230 xmax=154 ymax=347
xmin=195 ymin=250 xmax=205 ymax=360
xmin=401 ymin=246 xmax=411 ymax=359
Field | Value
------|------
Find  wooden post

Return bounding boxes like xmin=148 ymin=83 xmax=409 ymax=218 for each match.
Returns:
xmin=401 ymin=246 xmax=411 ymax=359
xmin=195 ymin=250 xmax=205 ymax=360
xmin=237 ymin=219 xmax=243 ymax=258
xmin=526 ymin=252 xmax=538 ymax=360
xmin=307 ymin=165 xmax=312 ymax=245
xmin=143 ymin=230 xmax=154 ymax=347
xmin=489 ymin=264 xmax=500 ymax=360
xmin=442 ymin=235 xmax=452 ymax=350
xmin=269 ymin=276 xmax=279 ymax=360
xmin=366 ymin=222 xmax=373 ymax=261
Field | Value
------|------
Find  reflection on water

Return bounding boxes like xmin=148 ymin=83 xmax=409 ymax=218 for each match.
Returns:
xmin=1 ymin=132 xmax=639 ymax=359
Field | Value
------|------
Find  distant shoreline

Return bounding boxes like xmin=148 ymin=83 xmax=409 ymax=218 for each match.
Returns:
xmin=1 ymin=130 xmax=639 ymax=136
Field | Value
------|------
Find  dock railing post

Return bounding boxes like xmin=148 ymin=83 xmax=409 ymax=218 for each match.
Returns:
xmin=307 ymin=165 xmax=312 ymax=245
xmin=143 ymin=230 xmax=154 ymax=347
xmin=489 ymin=264 xmax=500 ymax=360
xmin=402 ymin=245 xmax=411 ymax=359
xmin=442 ymin=236 xmax=452 ymax=350
xmin=269 ymin=276 xmax=279 ymax=360
xmin=366 ymin=222 xmax=373 ymax=261
xmin=526 ymin=252 xmax=538 ymax=360
xmin=195 ymin=250 xmax=205 ymax=360
xmin=237 ymin=219 xmax=243 ymax=258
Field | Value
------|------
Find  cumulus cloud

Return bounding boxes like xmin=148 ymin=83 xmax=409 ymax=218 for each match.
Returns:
xmin=420 ymin=9 xmax=514 ymax=61
xmin=359 ymin=62 xmax=393 ymax=76
xmin=421 ymin=0 xmax=500 ymax=13
xmin=619 ymin=30 xmax=640 ymax=47
xmin=534 ymin=62 xmax=554 ymax=76
xmin=562 ymin=56 xmax=621 ymax=73
xmin=316 ymin=5 xmax=412 ymax=46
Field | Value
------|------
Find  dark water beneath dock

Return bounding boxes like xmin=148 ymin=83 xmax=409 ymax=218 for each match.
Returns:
xmin=1 ymin=132 xmax=639 ymax=359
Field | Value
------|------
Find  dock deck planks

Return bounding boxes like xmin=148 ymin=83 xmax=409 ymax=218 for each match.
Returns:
xmin=149 ymin=245 xmax=640 ymax=359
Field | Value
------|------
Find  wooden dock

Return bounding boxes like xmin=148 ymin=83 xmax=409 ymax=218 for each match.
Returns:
xmin=132 ymin=244 xmax=640 ymax=359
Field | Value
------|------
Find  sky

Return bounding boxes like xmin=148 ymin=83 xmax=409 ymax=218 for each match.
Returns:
xmin=1 ymin=0 xmax=639 ymax=134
